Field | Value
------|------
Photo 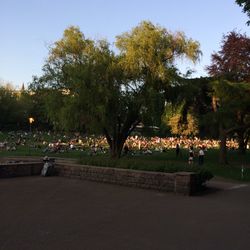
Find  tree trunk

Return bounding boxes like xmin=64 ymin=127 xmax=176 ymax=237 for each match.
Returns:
xmin=103 ymin=116 xmax=140 ymax=159
xmin=219 ymin=125 xmax=228 ymax=165
xmin=103 ymin=128 xmax=127 ymax=159
xmin=237 ymin=130 xmax=246 ymax=154
xmin=110 ymin=138 xmax=125 ymax=159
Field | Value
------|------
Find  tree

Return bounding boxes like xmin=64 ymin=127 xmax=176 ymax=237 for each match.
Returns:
xmin=211 ymin=80 xmax=250 ymax=163
xmin=206 ymin=31 xmax=250 ymax=82
xmin=163 ymin=102 xmax=199 ymax=137
xmin=0 ymin=81 xmax=49 ymax=131
xmin=113 ymin=21 xmax=200 ymax=151
xmin=236 ymin=0 xmax=250 ymax=25
xmin=32 ymin=22 xmax=201 ymax=158
xmin=0 ymin=86 xmax=20 ymax=130
xmin=24 ymin=81 xmax=53 ymax=130
xmin=207 ymin=31 xmax=250 ymax=160
xmin=115 ymin=21 xmax=200 ymax=78
xmin=161 ymin=77 xmax=212 ymax=138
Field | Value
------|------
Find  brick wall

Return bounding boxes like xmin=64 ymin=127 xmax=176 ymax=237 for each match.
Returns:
xmin=0 ymin=161 xmax=200 ymax=195
xmin=55 ymin=163 xmax=198 ymax=195
xmin=0 ymin=162 xmax=43 ymax=178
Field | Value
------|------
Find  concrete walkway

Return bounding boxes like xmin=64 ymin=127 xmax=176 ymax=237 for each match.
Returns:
xmin=0 ymin=176 xmax=250 ymax=250
xmin=207 ymin=176 xmax=248 ymax=190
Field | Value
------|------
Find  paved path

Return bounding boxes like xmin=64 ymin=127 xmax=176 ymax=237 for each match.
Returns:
xmin=207 ymin=176 xmax=249 ymax=190
xmin=0 ymin=176 xmax=250 ymax=250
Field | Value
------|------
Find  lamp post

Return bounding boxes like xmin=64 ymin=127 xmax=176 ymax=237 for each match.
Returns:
xmin=28 ymin=117 xmax=35 ymax=133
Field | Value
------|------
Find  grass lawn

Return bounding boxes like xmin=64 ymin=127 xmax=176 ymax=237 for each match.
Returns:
xmin=1 ymin=144 xmax=249 ymax=182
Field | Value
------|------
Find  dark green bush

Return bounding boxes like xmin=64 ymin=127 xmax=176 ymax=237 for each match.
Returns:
xmin=196 ymin=169 xmax=214 ymax=186
xmin=77 ymin=155 xmax=214 ymax=183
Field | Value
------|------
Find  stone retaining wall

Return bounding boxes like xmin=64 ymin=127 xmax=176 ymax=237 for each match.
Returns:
xmin=55 ymin=163 xmax=198 ymax=195
xmin=0 ymin=161 xmax=199 ymax=195
xmin=0 ymin=162 xmax=43 ymax=178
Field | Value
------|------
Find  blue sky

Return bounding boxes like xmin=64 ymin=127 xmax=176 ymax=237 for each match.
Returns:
xmin=0 ymin=0 xmax=249 ymax=88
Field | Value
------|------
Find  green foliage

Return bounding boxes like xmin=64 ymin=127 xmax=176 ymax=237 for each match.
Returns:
xmin=211 ymin=80 xmax=250 ymax=128
xmin=0 ymin=87 xmax=18 ymax=129
xmin=236 ymin=0 xmax=250 ymax=25
xmin=161 ymin=77 xmax=212 ymax=137
xmin=162 ymin=101 xmax=199 ymax=136
xmin=0 ymin=86 xmax=38 ymax=130
xmin=29 ymin=22 xmax=201 ymax=158
xmin=206 ymin=30 xmax=250 ymax=160
xmin=206 ymin=79 xmax=250 ymax=162
xmin=196 ymin=169 xmax=214 ymax=186
xmin=116 ymin=21 xmax=201 ymax=81
xmin=77 ymin=154 xmax=210 ymax=176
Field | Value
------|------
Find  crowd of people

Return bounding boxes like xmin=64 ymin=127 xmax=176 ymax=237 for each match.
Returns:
xmin=0 ymin=131 xmax=241 ymax=156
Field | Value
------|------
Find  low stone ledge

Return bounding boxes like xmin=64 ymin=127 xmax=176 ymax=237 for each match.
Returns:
xmin=0 ymin=161 xmax=201 ymax=195
xmin=55 ymin=163 xmax=199 ymax=195
xmin=0 ymin=162 xmax=43 ymax=178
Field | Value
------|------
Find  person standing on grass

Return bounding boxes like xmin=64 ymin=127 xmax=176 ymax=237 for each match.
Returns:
xmin=188 ymin=146 xmax=194 ymax=165
xmin=176 ymin=143 xmax=180 ymax=157
xmin=123 ymin=144 xmax=129 ymax=155
xmin=198 ymin=146 xmax=205 ymax=165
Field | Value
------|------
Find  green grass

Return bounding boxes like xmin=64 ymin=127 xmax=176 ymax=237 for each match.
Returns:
xmin=0 ymin=146 xmax=84 ymax=158
xmin=1 ymin=144 xmax=249 ymax=182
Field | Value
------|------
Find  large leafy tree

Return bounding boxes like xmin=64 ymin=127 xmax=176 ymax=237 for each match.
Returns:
xmin=24 ymin=79 xmax=53 ymax=130
xmin=0 ymin=86 xmax=19 ymax=129
xmin=114 ymin=21 xmax=201 ymax=140
xmin=207 ymin=31 xmax=250 ymax=161
xmin=206 ymin=31 xmax=250 ymax=82
xmin=211 ymin=81 xmax=250 ymax=163
xmin=163 ymin=101 xmax=199 ymax=137
xmin=161 ymin=77 xmax=212 ymax=137
xmin=115 ymin=21 xmax=200 ymax=81
xmin=31 ymin=22 xmax=201 ymax=158
xmin=236 ymin=0 xmax=250 ymax=25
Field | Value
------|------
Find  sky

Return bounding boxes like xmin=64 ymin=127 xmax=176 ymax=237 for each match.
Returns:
xmin=0 ymin=0 xmax=249 ymax=89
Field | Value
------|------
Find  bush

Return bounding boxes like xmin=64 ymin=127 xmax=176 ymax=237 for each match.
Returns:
xmin=196 ymin=169 xmax=214 ymax=186
xmin=77 ymin=155 xmax=214 ymax=184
